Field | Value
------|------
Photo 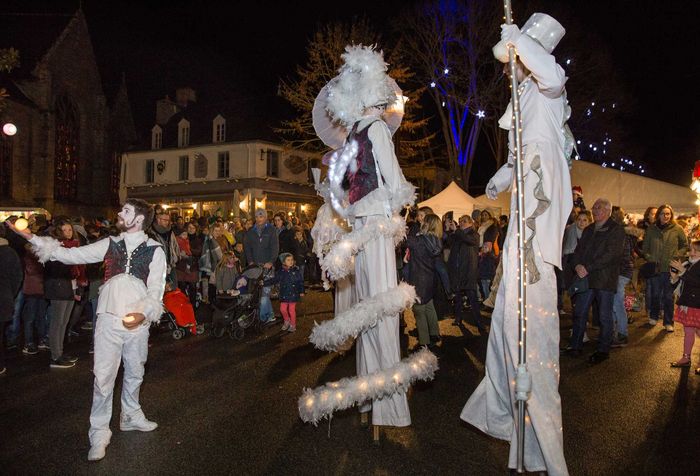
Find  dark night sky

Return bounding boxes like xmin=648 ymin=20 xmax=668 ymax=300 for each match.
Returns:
xmin=5 ymin=0 xmax=700 ymax=186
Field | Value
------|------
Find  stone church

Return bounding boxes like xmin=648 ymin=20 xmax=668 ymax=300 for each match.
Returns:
xmin=0 ymin=9 xmax=136 ymax=217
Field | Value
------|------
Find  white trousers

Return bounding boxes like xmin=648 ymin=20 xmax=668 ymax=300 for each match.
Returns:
xmin=354 ymin=216 xmax=411 ymax=427
xmin=89 ymin=313 xmax=150 ymax=446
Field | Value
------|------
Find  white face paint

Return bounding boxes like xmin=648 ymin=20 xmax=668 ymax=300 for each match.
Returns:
xmin=117 ymin=204 xmax=144 ymax=232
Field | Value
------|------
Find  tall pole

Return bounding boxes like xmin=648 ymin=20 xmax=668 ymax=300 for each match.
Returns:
xmin=502 ymin=1 xmax=530 ymax=473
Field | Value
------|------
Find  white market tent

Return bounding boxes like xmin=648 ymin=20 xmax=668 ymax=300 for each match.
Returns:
xmin=473 ymin=160 xmax=697 ymax=215
xmin=417 ymin=181 xmax=482 ymax=218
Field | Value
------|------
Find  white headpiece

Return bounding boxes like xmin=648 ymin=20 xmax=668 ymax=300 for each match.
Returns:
xmin=323 ymin=45 xmax=397 ymax=127
xmin=493 ymin=12 xmax=565 ymax=63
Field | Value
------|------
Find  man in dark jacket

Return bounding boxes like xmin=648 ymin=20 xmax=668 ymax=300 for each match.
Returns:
xmin=565 ymin=198 xmax=625 ymax=363
xmin=244 ymin=209 xmax=279 ymax=322
xmin=0 ymin=224 xmax=23 ymax=374
xmin=447 ymin=215 xmax=485 ymax=334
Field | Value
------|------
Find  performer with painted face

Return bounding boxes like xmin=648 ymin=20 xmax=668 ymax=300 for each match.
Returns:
xmin=460 ymin=14 xmax=573 ymax=476
xmin=10 ymin=199 xmax=166 ymax=461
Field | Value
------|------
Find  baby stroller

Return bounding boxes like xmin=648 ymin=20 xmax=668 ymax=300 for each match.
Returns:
xmin=161 ymin=288 xmax=204 ymax=339
xmin=210 ymin=265 xmax=269 ymax=340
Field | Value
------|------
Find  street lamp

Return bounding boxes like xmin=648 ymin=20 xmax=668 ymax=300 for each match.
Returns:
xmin=2 ymin=123 xmax=17 ymax=136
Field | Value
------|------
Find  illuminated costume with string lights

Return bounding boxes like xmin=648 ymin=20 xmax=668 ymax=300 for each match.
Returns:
xmin=461 ymin=13 xmax=572 ymax=475
xmin=24 ymin=199 xmax=166 ymax=462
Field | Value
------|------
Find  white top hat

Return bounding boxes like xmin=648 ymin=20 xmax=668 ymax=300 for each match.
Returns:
xmin=493 ymin=12 xmax=565 ymax=63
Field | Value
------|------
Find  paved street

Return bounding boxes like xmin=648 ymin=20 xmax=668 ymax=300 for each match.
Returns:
xmin=1 ymin=289 xmax=698 ymax=475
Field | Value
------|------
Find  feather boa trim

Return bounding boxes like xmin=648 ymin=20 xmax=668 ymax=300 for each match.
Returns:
xmin=320 ymin=215 xmax=407 ymax=282
xmin=298 ymin=347 xmax=438 ymax=425
xmin=127 ymin=294 xmax=164 ymax=324
xmin=30 ymin=235 xmax=62 ymax=264
xmin=309 ymin=282 xmax=417 ymax=352
xmin=390 ymin=179 xmax=418 ymax=213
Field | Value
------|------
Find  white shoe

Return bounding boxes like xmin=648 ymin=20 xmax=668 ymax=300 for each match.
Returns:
xmin=648 ymin=319 xmax=658 ymax=326
xmin=664 ymin=324 xmax=674 ymax=332
xmin=583 ymin=332 xmax=590 ymax=343
xmin=88 ymin=443 xmax=108 ymax=461
xmin=281 ymin=321 xmax=290 ymax=331
xmin=120 ymin=416 xmax=158 ymax=432
xmin=288 ymin=325 xmax=296 ymax=333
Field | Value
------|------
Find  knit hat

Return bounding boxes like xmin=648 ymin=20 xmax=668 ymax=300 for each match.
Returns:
xmin=279 ymin=252 xmax=293 ymax=264
xmin=572 ymin=186 xmax=583 ymax=197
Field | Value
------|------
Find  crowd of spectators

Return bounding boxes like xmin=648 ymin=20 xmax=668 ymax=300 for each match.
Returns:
xmin=0 ymin=208 xmax=318 ymax=373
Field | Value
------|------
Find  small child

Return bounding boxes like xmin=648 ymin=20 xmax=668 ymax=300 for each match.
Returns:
xmin=265 ymin=253 xmax=304 ymax=332
xmin=215 ymin=251 xmax=240 ymax=295
xmin=176 ymin=229 xmax=193 ymax=271
xmin=670 ymin=240 xmax=700 ymax=374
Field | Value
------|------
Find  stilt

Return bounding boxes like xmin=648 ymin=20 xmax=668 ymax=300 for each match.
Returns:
xmin=372 ymin=424 xmax=380 ymax=445
xmin=360 ymin=412 xmax=369 ymax=427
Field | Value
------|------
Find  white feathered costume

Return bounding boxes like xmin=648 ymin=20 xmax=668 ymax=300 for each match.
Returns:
xmin=461 ymin=17 xmax=572 ymax=476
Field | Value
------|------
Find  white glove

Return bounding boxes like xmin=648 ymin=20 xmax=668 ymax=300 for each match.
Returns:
xmin=486 ymin=180 xmax=498 ymax=200
xmin=500 ymin=24 xmax=520 ymax=48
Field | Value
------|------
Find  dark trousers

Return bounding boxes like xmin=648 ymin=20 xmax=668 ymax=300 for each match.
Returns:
xmin=648 ymin=272 xmax=674 ymax=325
xmin=22 ymin=296 xmax=48 ymax=346
xmin=454 ymin=289 xmax=483 ymax=330
xmin=572 ymin=288 xmax=615 ymax=353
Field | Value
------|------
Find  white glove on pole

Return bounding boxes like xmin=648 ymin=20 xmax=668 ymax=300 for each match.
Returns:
xmin=500 ymin=24 xmax=521 ymax=48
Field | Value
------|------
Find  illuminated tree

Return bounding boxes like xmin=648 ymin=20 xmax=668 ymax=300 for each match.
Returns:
xmin=277 ymin=19 xmax=432 ymax=162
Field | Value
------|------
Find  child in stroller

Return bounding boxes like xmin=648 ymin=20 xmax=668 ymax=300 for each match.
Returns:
xmin=161 ymin=282 xmax=203 ymax=339
xmin=210 ymin=264 xmax=269 ymax=339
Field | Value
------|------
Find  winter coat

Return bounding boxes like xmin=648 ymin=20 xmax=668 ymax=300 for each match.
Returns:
xmin=22 ymin=250 xmax=44 ymax=297
xmin=676 ymin=260 xmax=700 ymax=308
xmin=405 ymin=232 xmax=441 ymax=303
xmin=244 ymin=223 xmax=279 ymax=266
xmin=619 ymin=232 xmax=638 ymax=279
xmin=572 ymin=218 xmax=625 ymax=291
xmin=277 ymin=227 xmax=295 ymax=255
xmin=290 ymin=237 xmax=309 ymax=267
xmin=265 ymin=266 xmax=304 ymax=302
xmin=215 ymin=265 xmax=240 ymax=293
xmin=0 ymin=239 xmax=23 ymax=320
xmin=447 ymin=227 xmax=480 ymax=291
xmin=642 ymin=222 xmax=688 ymax=272
xmin=176 ymin=233 xmax=203 ymax=283
xmin=44 ymin=239 xmax=80 ymax=300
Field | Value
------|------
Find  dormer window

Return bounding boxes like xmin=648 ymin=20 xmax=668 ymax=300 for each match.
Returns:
xmin=151 ymin=125 xmax=162 ymax=150
xmin=178 ymin=118 xmax=190 ymax=147
xmin=213 ymin=115 xmax=226 ymax=143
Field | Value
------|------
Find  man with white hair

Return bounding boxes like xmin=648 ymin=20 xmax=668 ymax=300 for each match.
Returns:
xmin=565 ymin=198 xmax=625 ymax=363
xmin=243 ymin=208 xmax=279 ymax=322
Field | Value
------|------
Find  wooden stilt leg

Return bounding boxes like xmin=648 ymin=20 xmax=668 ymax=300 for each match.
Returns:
xmin=372 ymin=425 xmax=380 ymax=445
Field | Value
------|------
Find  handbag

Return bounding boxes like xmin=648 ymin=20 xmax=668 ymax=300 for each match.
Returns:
xmin=199 ymin=238 xmax=213 ymax=273
xmin=568 ymin=276 xmax=589 ymax=295
xmin=640 ymin=261 xmax=659 ymax=279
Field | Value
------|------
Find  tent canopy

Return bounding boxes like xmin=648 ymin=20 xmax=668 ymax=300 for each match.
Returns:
xmin=417 ymin=181 xmax=481 ymax=219
xmin=474 ymin=160 xmax=697 ymax=215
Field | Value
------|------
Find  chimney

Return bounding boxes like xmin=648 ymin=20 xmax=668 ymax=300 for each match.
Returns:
xmin=175 ymin=87 xmax=197 ymax=108
xmin=156 ymin=95 xmax=178 ymax=125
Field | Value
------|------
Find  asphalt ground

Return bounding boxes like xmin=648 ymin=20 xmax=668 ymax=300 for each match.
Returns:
xmin=1 ymin=289 xmax=698 ymax=475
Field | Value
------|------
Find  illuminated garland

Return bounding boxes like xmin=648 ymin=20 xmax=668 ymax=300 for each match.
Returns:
xmin=298 ymin=347 xmax=438 ymax=425
xmin=319 ymin=215 xmax=407 ymax=282
xmin=327 ymin=139 xmax=359 ymax=219
xmin=309 ymin=282 xmax=417 ymax=352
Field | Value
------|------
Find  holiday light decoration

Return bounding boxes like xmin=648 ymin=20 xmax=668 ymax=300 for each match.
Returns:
xmin=327 ymin=139 xmax=359 ymax=219
xmin=14 ymin=217 xmax=28 ymax=231
xmin=298 ymin=347 xmax=438 ymax=425
xmin=309 ymin=282 xmax=417 ymax=352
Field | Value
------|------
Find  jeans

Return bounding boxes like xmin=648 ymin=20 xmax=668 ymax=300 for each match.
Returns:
xmin=479 ymin=279 xmax=491 ymax=301
xmin=49 ymin=299 xmax=75 ymax=360
xmin=259 ymin=286 xmax=273 ymax=321
xmin=648 ymin=272 xmax=674 ymax=325
xmin=612 ymin=276 xmax=630 ymax=337
xmin=413 ymin=300 xmax=439 ymax=345
xmin=572 ymin=288 xmax=615 ymax=353
xmin=22 ymin=296 xmax=48 ymax=346
xmin=7 ymin=290 xmax=24 ymax=345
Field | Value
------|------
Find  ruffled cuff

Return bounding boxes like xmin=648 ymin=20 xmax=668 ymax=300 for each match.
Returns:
xmin=390 ymin=179 xmax=417 ymax=213
xmin=29 ymin=235 xmax=62 ymax=264
xmin=127 ymin=294 xmax=163 ymax=324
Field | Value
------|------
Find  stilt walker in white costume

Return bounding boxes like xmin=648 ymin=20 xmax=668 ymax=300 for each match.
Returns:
xmin=460 ymin=12 xmax=574 ymax=475
xmin=11 ymin=199 xmax=166 ymax=461
xmin=302 ymin=45 xmax=422 ymax=436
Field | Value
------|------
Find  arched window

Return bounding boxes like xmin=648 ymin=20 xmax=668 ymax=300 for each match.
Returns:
xmin=54 ymin=95 xmax=80 ymax=201
xmin=213 ymin=114 xmax=226 ymax=143
xmin=178 ymin=118 xmax=190 ymax=147
xmin=152 ymin=125 xmax=162 ymax=150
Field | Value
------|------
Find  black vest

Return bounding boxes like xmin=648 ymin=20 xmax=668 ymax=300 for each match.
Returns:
xmin=103 ymin=238 xmax=159 ymax=285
